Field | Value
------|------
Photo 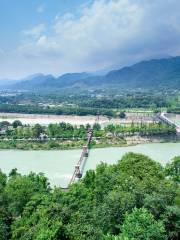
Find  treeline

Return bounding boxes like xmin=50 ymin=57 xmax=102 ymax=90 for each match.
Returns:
xmin=167 ymin=107 xmax=180 ymax=114
xmin=1 ymin=121 xmax=176 ymax=140
xmin=80 ymin=95 xmax=169 ymax=109
xmin=0 ymin=153 xmax=179 ymax=239
xmin=0 ymin=122 xmax=102 ymax=139
xmin=105 ymin=122 xmax=176 ymax=136
xmin=0 ymin=90 xmax=177 ymax=109
xmin=1 ymin=90 xmax=179 ymax=113
xmin=0 ymin=104 xmax=115 ymax=117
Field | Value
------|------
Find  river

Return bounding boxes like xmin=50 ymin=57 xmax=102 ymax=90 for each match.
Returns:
xmin=0 ymin=143 xmax=179 ymax=188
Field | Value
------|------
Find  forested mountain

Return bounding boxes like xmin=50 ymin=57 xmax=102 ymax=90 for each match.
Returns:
xmin=2 ymin=56 xmax=180 ymax=91
xmin=107 ymin=56 xmax=180 ymax=88
xmin=8 ymin=72 xmax=92 ymax=90
xmin=80 ymin=56 xmax=180 ymax=89
xmin=12 ymin=74 xmax=56 ymax=89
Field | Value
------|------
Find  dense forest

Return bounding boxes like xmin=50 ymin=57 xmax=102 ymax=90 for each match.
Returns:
xmin=0 ymin=153 xmax=179 ymax=239
xmin=0 ymin=92 xmax=172 ymax=109
xmin=0 ymin=104 xmax=115 ymax=117
xmin=0 ymin=89 xmax=179 ymax=116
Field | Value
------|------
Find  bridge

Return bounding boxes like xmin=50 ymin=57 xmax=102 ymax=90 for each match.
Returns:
xmin=68 ymin=128 xmax=93 ymax=186
xmin=68 ymin=114 xmax=99 ymax=186
xmin=157 ymin=112 xmax=180 ymax=134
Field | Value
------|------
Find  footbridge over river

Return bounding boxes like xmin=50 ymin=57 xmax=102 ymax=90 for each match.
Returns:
xmin=157 ymin=112 xmax=180 ymax=135
xmin=68 ymin=114 xmax=100 ymax=187
xmin=68 ymin=128 xmax=93 ymax=186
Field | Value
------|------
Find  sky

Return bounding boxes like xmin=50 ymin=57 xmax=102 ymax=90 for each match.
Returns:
xmin=0 ymin=0 xmax=180 ymax=79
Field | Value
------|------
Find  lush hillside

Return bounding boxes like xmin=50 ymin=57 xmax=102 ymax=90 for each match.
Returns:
xmin=107 ymin=56 xmax=180 ymax=88
xmin=80 ymin=56 xmax=180 ymax=89
xmin=2 ymin=56 xmax=180 ymax=90
xmin=0 ymin=153 xmax=179 ymax=239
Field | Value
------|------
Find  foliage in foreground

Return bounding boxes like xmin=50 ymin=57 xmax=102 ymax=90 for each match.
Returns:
xmin=0 ymin=153 xmax=179 ymax=239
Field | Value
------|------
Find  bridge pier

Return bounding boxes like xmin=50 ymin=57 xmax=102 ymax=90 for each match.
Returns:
xmin=75 ymin=165 xmax=82 ymax=178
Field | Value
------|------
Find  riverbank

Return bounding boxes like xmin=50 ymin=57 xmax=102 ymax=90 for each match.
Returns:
xmin=0 ymin=138 xmax=126 ymax=150
xmin=0 ymin=135 xmax=179 ymax=150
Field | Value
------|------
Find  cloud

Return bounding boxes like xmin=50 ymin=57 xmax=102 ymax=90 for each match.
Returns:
xmin=52 ymin=0 xmax=144 ymax=67
xmin=17 ymin=0 xmax=145 ymax=72
xmin=37 ymin=4 xmax=45 ymax=13
xmin=1 ymin=0 xmax=180 ymax=78
xmin=22 ymin=24 xmax=45 ymax=39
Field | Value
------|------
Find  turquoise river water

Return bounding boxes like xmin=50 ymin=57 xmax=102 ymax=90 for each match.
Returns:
xmin=0 ymin=143 xmax=179 ymax=188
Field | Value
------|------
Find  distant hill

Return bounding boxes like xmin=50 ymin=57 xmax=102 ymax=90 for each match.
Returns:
xmin=9 ymin=72 xmax=92 ymax=91
xmin=79 ymin=56 xmax=180 ymax=89
xmin=2 ymin=56 xmax=180 ymax=91
xmin=12 ymin=74 xmax=56 ymax=90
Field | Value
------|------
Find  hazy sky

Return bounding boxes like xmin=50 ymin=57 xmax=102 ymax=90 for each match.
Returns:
xmin=0 ymin=0 xmax=180 ymax=79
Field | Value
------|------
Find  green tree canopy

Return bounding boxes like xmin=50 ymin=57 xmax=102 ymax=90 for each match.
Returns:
xmin=165 ymin=156 xmax=180 ymax=183
xmin=120 ymin=208 xmax=166 ymax=240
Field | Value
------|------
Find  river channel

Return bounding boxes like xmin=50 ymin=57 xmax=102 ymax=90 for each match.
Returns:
xmin=0 ymin=142 xmax=179 ymax=188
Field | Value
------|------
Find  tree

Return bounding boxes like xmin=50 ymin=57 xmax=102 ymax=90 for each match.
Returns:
xmin=163 ymin=206 xmax=180 ymax=240
xmin=0 ymin=170 xmax=10 ymax=240
xmin=0 ymin=211 xmax=10 ymax=240
xmin=32 ymin=124 xmax=44 ymax=138
xmin=119 ymin=112 xmax=126 ymax=119
xmin=0 ymin=170 xmax=7 ymax=192
xmin=120 ymin=208 xmax=166 ymax=240
xmin=0 ymin=169 xmax=7 ymax=211
xmin=165 ymin=156 xmax=180 ymax=183
xmin=0 ymin=121 xmax=10 ymax=128
xmin=93 ymin=123 xmax=101 ymax=131
xmin=11 ymin=193 xmax=66 ymax=240
xmin=97 ymin=190 xmax=136 ymax=235
xmin=5 ymin=172 xmax=50 ymax=217
xmin=104 ymin=235 xmax=127 ymax=240
xmin=116 ymin=152 xmax=164 ymax=184
xmin=9 ymin=168 xmax=19 ymax=177
xmin=86 ymin=123 xmax=91 ymax=130
xmin=12 ymin=120 xmax=22 ymax=128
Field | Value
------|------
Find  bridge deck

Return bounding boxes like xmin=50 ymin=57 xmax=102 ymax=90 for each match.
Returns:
xmin=68 ymin=129 xmax=93 ymax=186
xmin=157 ymin=112 xmax=180 ymax=133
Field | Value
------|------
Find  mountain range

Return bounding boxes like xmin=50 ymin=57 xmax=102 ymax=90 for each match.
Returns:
xmin=1 ymin=56 xmax=180 ymax=91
